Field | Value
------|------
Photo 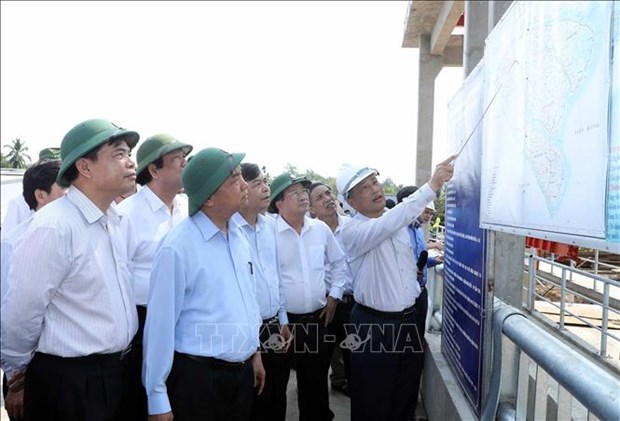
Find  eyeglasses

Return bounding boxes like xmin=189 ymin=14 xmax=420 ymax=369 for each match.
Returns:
xmin=285 ymin=188 xmax=309 ymax=199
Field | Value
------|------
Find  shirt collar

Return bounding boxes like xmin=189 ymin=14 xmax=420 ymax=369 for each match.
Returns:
xmin=275 ymin=214 xmax=310 ymax=234
xmin=232 ymin=212 xmax=266 ymax=232
xmin=67 ymin=186 xmax=121 ymax=226
xmin=142 ymin=185 xmax=168 ymax=213
xmin=232 ymin=212 xmax=251 ymax=229
xmin=192 ymin=211 xmax=241 ymax=242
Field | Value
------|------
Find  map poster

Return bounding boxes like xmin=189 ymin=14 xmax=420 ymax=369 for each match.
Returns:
xmin=481 ymin=1 xmax=614 ymax=250
xmin=443 ymin=60 xmax=487 ymax=414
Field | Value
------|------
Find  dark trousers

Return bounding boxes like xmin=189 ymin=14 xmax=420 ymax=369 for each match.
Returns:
xmin=328 ymin=299 xmax=353 ymax=387
xmin=167 ymin=352 xmax=254 ymax=421
xmin=24 ymin=351 xmax=129 ymax=421
xmin=348 ymin=303 xmax=425 ymax=421
xmin=251 ymin=322 xmax=292 ymax=421
xmin=120 ymin=305 xmax=148 ymax=421
xmin=288 ymin=311 xmax=334 ymax=421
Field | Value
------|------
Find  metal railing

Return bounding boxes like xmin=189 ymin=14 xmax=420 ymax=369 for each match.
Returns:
xmin=485 ymin=303 xmax=620 ymax=421
xmin=424 ymin=246 xmax=620 ymax=420
xmin=578 ymin=249 xmax=620 ymax=278
xmin=524 ymin=253 xmax=620 ymax=362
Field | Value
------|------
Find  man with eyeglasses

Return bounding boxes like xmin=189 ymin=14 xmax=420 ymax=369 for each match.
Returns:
xmin=116 ymin=133 xmax=192 ymax=420
xmin=268 ymin=173 xmax=347 ymax=421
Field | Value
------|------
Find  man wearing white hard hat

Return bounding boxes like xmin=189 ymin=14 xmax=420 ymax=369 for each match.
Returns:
xmin=335 ymin=156 xmax=454 ymax=421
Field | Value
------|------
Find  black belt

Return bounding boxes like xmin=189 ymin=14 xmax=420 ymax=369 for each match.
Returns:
xmin=287 ymin=309 xmax=322 ymax=319
xmin=177 ymin=352 xmax=251 ymax=371
xmin=36 ymin=345 xmax=132 ymax=363
xmin=341 ymin=294 xmax=354 ymax=304
xmin=262 ymin=315 xmax=279 ymax=325
xmin=356 ymin=303 xmax=417 ymax=320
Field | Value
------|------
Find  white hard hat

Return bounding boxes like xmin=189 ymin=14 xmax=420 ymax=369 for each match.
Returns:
xmin=426 ymin=201 xmax=435 ymax=211
xmin=336 ymin=163 xmax=378 ymax=203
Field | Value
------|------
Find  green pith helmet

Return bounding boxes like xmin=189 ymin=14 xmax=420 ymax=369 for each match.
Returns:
xmin=38 ymin=147 xmax=61 ymax=161
xmin=182 ymin=147 xmax=245 ymax=216
xmin=268 ymin=172 xmax=311 ymax=214
xmin=56 ymin=119 xmax=139 ymax=187
xmin=136 ymin=133 xmax=193 ymax=177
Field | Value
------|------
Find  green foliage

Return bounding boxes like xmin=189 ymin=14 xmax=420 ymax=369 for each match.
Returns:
xmin=381 ymin=177 xmax=402 ymax=195
xmin=2 ymin=138 xmax=31 ymax=168
xmin=433 ymin=186 xmax=446 ymax=226
xmin=0 ymin=152 xmax=10 ymax=168
xmin=274 ymin=162 xmax=399 ymax=198
xmin=261 ymin=166 xmax=272 ymax=184
xmin=259 ymin=161 xmax=402 ymax=200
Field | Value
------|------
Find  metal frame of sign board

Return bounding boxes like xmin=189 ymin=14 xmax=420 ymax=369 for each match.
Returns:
xmin=479 ymin=222 xmax=620 ymax=253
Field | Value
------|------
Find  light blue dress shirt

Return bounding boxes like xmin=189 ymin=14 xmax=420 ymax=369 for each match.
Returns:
xmin=232 ymin=212 xmax=288 ymax=324
xmin=142 ymin=211 xmax=261 ymax=416
xmin=407 ymin=220 xmax=438 ymax=287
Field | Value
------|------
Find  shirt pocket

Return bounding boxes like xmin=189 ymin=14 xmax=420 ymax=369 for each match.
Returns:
xmin=309 ymin=245 xmax=326 ymax=270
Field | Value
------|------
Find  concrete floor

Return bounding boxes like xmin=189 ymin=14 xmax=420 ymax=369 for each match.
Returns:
xmin=286 ymin=369 xmax=351 ymax=420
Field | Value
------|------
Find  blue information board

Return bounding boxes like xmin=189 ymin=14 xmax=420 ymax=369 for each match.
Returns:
xmin=443 ymin=60 xmax=487 ymax=414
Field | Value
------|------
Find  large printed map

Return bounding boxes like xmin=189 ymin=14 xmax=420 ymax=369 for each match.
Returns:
xmin=481 ymin=1 xmax=613 ymax=241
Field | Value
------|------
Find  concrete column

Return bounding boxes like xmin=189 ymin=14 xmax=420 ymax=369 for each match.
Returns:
xmin=488 ymin=0 xmax=513 ymax=34
xmin=415 ymin=34 xmax=443 ymax=187
xmin=463 ymin=1 xmax=488 ymax=76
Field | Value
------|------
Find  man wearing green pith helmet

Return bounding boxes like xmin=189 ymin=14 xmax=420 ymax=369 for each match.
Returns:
xmin=1 ymin=118 xmax=140 ymax=420
xmin=117 ymin=133 xmax=193 ymax=420
xmin=142 ymin=147 xmax=265 ymax=421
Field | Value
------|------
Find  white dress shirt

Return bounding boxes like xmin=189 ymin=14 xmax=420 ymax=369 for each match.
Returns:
xmin=340 ymin=184 xmax=436 ymax=312
xmin=329 ymin=214 xmax=354 ymax=296
xmin=1 ymin=195 xmax=33 ymax=234
xmin=0 ymin=215 xmax=34 ymax=304
xmin=0 ymin=186 xmax=138 ymax=377
xmin=275 ymin=215 xmax=347 ymax=314
xmin=116 ymin=186 xmax=187 ymax=305
xmin=233 ymin=212 xmax=289 ymax=324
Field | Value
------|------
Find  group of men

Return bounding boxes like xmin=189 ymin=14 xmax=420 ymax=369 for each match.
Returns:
xmin=0 ymin=117 xmax=454 ymax=421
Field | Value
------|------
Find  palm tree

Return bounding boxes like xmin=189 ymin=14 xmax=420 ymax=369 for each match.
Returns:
xmin=0 ymin=152 xmax=9 ymax=168
xmin=3 ymin=138 xmax=31 ymax=168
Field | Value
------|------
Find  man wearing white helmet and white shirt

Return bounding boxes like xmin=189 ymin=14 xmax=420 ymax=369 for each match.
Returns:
xmin=336 ymin=155 xmax=454 ymax=421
